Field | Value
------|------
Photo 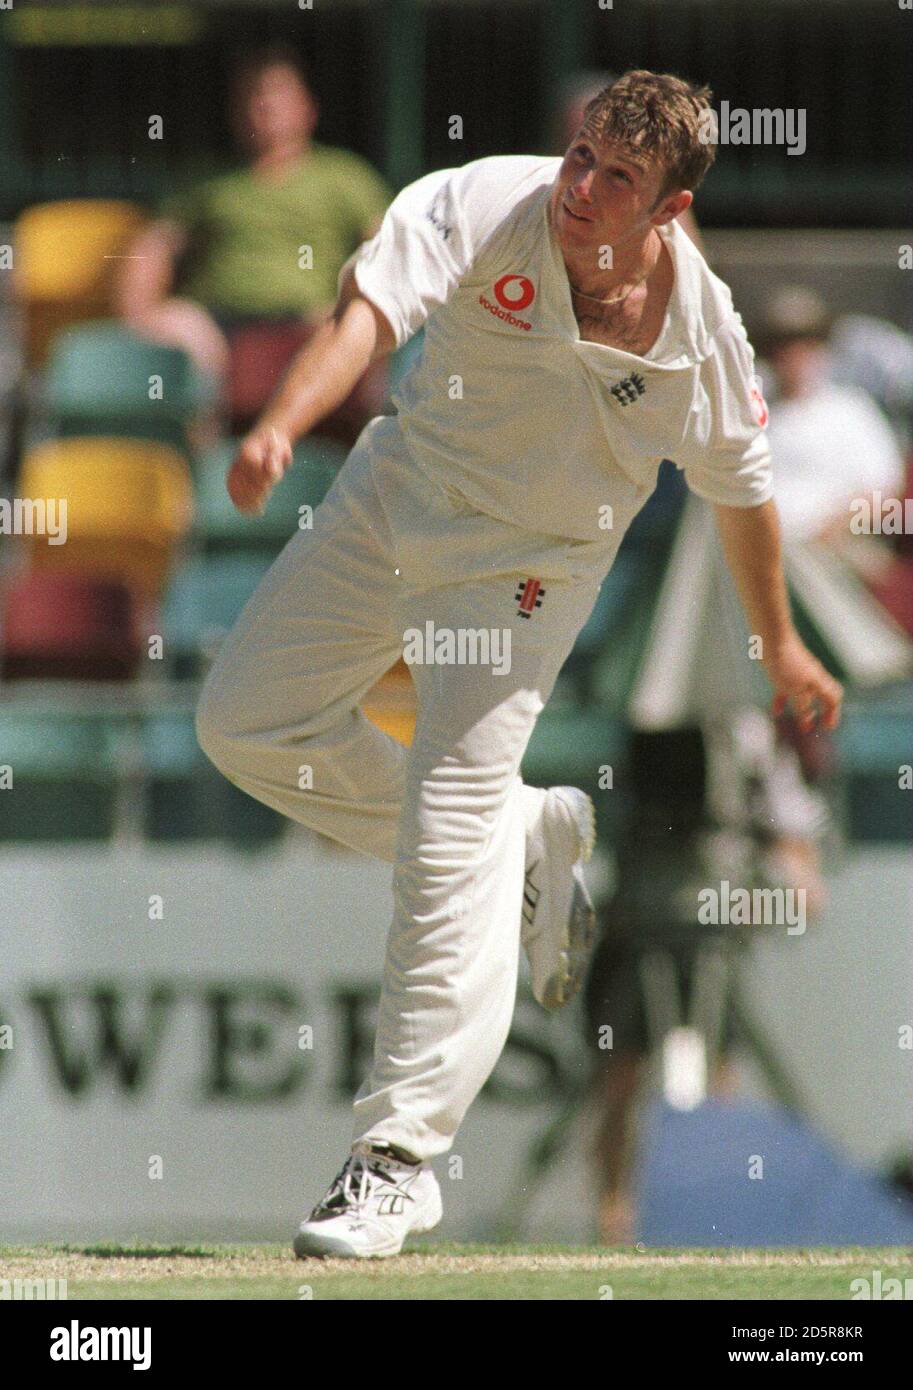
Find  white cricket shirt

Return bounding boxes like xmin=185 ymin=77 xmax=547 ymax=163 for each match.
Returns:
xmin=340 ymin=155 xmax=773 ymax=544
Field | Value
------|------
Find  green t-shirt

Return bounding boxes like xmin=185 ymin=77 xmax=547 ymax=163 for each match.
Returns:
xmin=159 ymin=143 xmax=391 ymax=317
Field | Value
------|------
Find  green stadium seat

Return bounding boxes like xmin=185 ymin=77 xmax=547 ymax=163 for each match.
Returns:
xmin=572 ymin=554 xmax=642 ymax=657
xmin=160 ymin=554 xmax=274 ymax=677
xmin=522 ymin=703 xmax=629 ymax=844
xmin=386 ymin=329 xmax=425 ymax=399
xmin=142 ymin=710 xmax=284 ymax=849
xmin=0 ymin=707 xmax=120 ymax=841
xmin=193 ymin=437 xmax=345 ymax=552
xmin=43 ymin=320 xmax=215 ymax=450
xmin=584 ymin=549 xmax=669 ymax=713
xmin=522 ymin=702 xmax=626 ymax=788
xmin=838 ymin=695 xmax=913 ymax=768
xmin=836 ymin=691 xmax=913 ymax=842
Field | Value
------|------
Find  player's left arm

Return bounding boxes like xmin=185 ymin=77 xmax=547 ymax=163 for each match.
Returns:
xmin=712 ymin=497 xmax=843 ymax=731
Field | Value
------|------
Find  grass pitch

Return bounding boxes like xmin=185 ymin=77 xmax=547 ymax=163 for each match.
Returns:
xmin=2 ymin=1243 xmax=911 ymax=1300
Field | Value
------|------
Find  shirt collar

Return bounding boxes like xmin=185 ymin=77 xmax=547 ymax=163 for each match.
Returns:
xmin=541 ymin=191 xmax=704 ymax=369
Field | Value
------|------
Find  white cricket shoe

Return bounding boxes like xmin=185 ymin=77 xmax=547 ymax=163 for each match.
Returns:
xmin=293 ymin=1142 xmax=442 ymax=1259
xmin=522 ymin=785 xmax=597 ymax=1011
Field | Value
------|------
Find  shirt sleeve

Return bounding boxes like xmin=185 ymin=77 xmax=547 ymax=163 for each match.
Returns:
xmin=678 ymin=313 xmax=775 ymax=508
xmin=335 ymin=166 xmax=474 ymax=348
xmin=337 ymin=160 xmax=515 ymax=349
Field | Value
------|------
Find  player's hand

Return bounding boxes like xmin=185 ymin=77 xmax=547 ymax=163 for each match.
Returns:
xmin=765 ymin=631 xmax=843 ymax=732
xmin=227 ymin=425 xmax=293 ymax=515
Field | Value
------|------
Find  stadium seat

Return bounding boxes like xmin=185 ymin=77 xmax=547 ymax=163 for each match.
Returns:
xmin=522 ymin=703 xmax=627 ymax=790
xmin=193 ymin=437 xmax=345 ymax=552
xmin=571 ymin=552 xmax=647 ymax=659
xmin=18 ymin=437 xmax=194 ymax=598
xmin=13 ymin=200 xmax=147 ymax=368
xmin=160 ymin=553 xmax=275 ymax=676
xmin=589 ymin=558 xmax=668 ymax=715
xmin=868 ymin=558 xmax=913 ymax=636
xmin=226 ymin=320 xmax=312 ymax=427
xmin=836 ymin=692 xmax=913 ymax=842
xmin=0 ymin=706 xmax=120 ymax=841
xmin=0 ymin=570 xmax=141 ymax=681
xmin=621 ymin=458 xmax=688 ymax=547
xmin=226 ymin=320 xmax=389 ymax=445
xmin=386 ymin=329 xmax=425 ymax=400
xmin=362 ymin=658 xmax=416 ymax=747
xmin=42 ymin=321 xmax=215 ymax=450
xmin=142 ymin=709 xmax=284 ymax=848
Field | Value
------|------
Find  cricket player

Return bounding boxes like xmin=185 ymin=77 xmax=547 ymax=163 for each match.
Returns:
xmin=195 ymin=70 xmax=842 ymax=1257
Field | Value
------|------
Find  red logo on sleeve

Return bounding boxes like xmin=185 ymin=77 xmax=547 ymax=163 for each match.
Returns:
xmin=749 ymin=383 xmax=769 ymax=427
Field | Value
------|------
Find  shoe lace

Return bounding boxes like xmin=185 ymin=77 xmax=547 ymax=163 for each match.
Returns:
xmin=312 ymin=1147 xmax=401 ymax=1218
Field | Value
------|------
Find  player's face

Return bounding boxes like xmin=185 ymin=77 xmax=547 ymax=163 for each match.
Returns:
xmin=550 ymin=130 xmax=676 ymax=255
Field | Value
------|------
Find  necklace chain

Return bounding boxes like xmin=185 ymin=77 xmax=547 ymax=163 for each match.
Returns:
xmin=570 ymin=281 xmax=643 ymax=311
xmin=568 ymin=234 xmax=660 ymax=314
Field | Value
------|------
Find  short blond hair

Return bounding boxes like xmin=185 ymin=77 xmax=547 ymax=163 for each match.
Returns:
xmin=580 ymin=69 xmax=716 ymax=198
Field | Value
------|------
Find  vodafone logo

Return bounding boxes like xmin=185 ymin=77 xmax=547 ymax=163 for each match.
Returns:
xmin=749 ymin=383 xmax=769 ymax=428
xmin=493 ymin=274 xmax=536 ymax=312
xmin=479 ymin=273 xmax=536 ymax=331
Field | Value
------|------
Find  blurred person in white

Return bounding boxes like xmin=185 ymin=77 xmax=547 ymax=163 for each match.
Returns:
xmin=741 ymin=289 xmax=907 ymax=908
xmin=759 ymin=287 xmax=905 ymax=545
xmin=829 ymin=314 xmax=913 ymax=453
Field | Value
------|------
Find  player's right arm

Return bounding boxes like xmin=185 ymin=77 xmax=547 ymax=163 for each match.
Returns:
xmin=227 ymin=270 xmax=396 ymax=515
xmin=229 ymin=159 xmax=517 ymax=514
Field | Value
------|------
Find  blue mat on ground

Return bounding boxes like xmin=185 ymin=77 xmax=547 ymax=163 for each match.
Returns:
xmin=637 ymin=1098 xmax=913 ymax=1246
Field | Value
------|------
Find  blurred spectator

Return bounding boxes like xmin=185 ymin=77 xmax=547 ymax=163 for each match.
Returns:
xmin=827 ymin=313 xmax=913 ymax=627
xmin=116 ymin=43 xmax=392 ymax=440
xmin=758 ymin=287 xmax=905 ymax=545
xmin=829 ymin=314 xmax=913 ymax=451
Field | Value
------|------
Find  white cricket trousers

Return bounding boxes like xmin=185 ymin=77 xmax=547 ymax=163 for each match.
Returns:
xmin=196 ymin=414 xmax=622 ymax=1159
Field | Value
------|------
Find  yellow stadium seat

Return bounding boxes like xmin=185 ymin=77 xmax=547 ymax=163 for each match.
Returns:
xmin=362 ymin=658 xmax=416 ymax=747
xmin=18 ymin=437 xmax=194 ymax=598
xmin=13 ymin=200 xmax=147 ymax=367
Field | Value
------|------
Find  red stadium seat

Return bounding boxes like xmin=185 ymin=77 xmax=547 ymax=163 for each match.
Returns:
xmin=864 ymin=448 xmax=913 ymax=633
xmin=226 ymin=320 xmax=312 ymax=427
xmin=226 ymin=319 xmax=387 ymax=445
xmin=0 ymin=569 xmax=142 ymax=681
xmin=868 ymin=559 xmax=913 ymax=637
